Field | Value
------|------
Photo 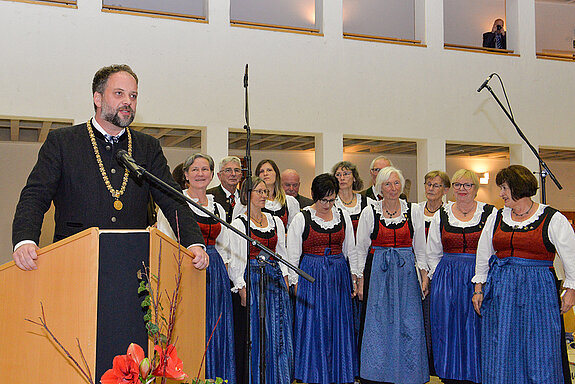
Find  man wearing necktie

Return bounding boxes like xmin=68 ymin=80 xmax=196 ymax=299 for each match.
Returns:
xmin=483 ymin=19 xmax=506 ymax=50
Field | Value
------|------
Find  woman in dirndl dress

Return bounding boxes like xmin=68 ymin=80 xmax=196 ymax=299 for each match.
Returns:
xmin=473 ymin=165 xmax=575 ymax=384
xmin=287 ymin=173 xmax=359 ymax=384
xmin=417 ymin=170 xmax=450 ymax=378
xmin=256 ymin=159 xmax=300 ymax=229
xmin=227 ymin=176 xmax=293 ymax=384
xmin=356 ymin=166 xmax=429 ymax=384
xmin=427 ymin=169 xmax=495 ymax=384
xmin=332 ymin=160 xmax=369 ymax=356
xmin=156 ymin=153 xmax=235 ymax=383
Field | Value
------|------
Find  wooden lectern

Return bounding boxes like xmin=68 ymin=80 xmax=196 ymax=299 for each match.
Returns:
xmin=0 ymin=227 xmax=206 ymax=383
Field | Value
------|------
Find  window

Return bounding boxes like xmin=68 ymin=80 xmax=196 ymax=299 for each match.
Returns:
xmin=536 ymin=0 xmax=575 ymax=61
xmin=102 ymin=0 xmax=206 ymax=21
xmin=230 ymin=0 xmax=319 ymax=34
xmin=343 ymin=0 xmax=425 ymax=45
xmin=443 ymin=0 xmax=514 ymax=54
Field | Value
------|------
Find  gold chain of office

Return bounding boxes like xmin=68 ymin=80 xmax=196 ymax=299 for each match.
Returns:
xmin=87 ymin=119 xmax=132 ymax=211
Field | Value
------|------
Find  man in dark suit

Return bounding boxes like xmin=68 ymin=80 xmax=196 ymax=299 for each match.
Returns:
xmin=360 ymin=155 xmax=392 ymax=200
xmin=207 ymin=156 xmax=243 ymax=223
xmin=483 ymin=18 xmax=506 ymax=49
xmin=12 ymin=64 xmax=208 ymax=271
xmin=281 ymin=169 xmax=313 ymax=208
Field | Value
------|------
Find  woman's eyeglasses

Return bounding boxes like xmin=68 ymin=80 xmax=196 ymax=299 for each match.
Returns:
xmin=452 ymin=182 xmax=474 ymax=190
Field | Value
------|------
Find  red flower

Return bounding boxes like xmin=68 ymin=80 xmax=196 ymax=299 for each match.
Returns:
xmin=100 ymin=343 xmax=145 ymax=384
xmin=100 ymin=354 xmax=140 ymax=384
xmin=152 ymin=344 xmax=188 ymax=381
xmin=126 ymin=343 xmax=145 ymax=366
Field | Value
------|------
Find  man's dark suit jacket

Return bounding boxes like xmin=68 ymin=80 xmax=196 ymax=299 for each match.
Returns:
xmin=482 ymin=32 xmax=506 ymax=49
xmin=12 ymin=122 xmax=204 ymax=247
xmin=207 ymin=184 xmax=235 ymax=223
xmin=360 ymin=186 xmax=377 ymax=201
xmin=295 ymin=194 xmax=314 ymax=209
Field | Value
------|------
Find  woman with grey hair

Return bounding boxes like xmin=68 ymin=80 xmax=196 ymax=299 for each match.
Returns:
xmin=356 ymin=166 xmax=429 ymax=384
xmin=157 ymin=153 xmax=236 ymax=383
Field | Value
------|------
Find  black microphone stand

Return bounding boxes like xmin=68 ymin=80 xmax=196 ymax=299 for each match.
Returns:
xmin=242 ymin=64 xmax=276 ymax=384
xmin=243 ymin=64 xmax=254 ymax=384
xmin=477 ymin=73 xmax=562 ymax=202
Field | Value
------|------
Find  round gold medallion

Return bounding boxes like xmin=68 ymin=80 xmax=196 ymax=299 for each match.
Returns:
xmin=114 ymin=199 xmax=123 ymax=211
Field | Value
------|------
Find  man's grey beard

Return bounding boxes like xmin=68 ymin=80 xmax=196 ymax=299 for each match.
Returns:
xmin=103 ymin=109 xmax=134 ymax=128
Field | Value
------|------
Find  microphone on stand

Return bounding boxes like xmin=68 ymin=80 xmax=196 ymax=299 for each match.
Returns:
xmin=244 ymin=64 xmax=248 ymax=88
xmin=477 ymin=73 xmax=495 ymax=93
xmin=116 ymin=149 xmax=144 ymax=178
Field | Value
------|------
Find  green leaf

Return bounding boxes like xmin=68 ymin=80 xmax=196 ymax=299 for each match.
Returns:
xmin=138 ymin=280 xmax=148 ymax=294
xmin=146 ymin=322 xmax=159 ymax=335
xmin=141 ymin=296 xmax=151 ymax=308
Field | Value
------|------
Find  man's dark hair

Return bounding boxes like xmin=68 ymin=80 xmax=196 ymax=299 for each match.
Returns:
xmin=92 ymin=64 xmax=138 ymax=111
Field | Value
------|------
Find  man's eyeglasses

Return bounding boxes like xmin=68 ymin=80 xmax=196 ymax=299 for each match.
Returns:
xmin=222 ymin=168 xmax=242 ymax=175
xmin=452 ymin=182 xmax=474 ymax=190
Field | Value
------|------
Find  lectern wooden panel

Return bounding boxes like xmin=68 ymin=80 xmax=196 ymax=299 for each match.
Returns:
xmin=0 ymin=228 xmax=206 ymax=383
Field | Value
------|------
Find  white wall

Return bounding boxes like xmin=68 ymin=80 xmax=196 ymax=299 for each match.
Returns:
xmin=2 ymin=0 xmax=575 ymax=264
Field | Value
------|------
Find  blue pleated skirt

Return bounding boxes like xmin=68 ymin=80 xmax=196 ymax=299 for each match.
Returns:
xmin=205 ymin=245 xmax=236 ymax=384
xmin=294 ymin=251 xmax=358 ymax=384
xmin=430 ymin=253 xmax=481 ymax=383
xmin=482 ymin=256 xmax=562 ymax=384
xmin=248 ymin=258 xmax=294 ymax=384
xmin=360 ymin=246 xmax=429 ymax=384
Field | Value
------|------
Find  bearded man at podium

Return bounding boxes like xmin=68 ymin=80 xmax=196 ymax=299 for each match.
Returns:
xmin=11 ymin=64 xmax=208 ymax=271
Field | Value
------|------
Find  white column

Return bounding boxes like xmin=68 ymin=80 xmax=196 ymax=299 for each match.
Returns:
xmin=514 ymin=0 xmax=536 ymax=57
xmin=425 ymin=0 xmax=444 ymax=49
xmin=323 ymin=0 xmax=343 ymax=39
xmin=209 ymin=0 xmax=230 ymax=27
xmin=315 ymin=132 xmax=343 ymax=175
xmin=417 ymin=138 xmax=446 ymax=201
xmin=202 ymin=124 xmax=231 ymax=188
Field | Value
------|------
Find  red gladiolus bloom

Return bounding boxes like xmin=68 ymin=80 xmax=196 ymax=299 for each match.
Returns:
xmin=152 ymin=344 xmax=188 ymax=381
xmin=100 ymin=354 xmax=140 ymax=384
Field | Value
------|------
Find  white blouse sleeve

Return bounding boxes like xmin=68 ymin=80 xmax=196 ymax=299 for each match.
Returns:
xmin=356 ymin=206 xmax=375 ymax=277
xmin=286 ymin=195 xmax=301 ymax=228
xmin=286 ymin=211 xmax=305 ymax=286
xmin=549 ymin=212 xmax=575 ymax=289
xmin=273 ymin=216 xmax=289 ymax=278
xmin=472 ymin=211 xmax=498 ymax=284
xmin=156 ymin=208 xmax=177 ymax=241
xmin=215 ymin=203 xmax=232 ymax=264
xmin=411 ymin=203 xmax=428 ymax=271
xmin=426 ymin=211 xmax=443 ymax=278
xmin=342 ymin=210 xmax=359 ymax=276
xmin=227 ymin=218 xmax=248 ymax=292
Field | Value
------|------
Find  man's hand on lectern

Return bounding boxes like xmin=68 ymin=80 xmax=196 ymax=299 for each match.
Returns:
xmin=189 ymin=245 xmax=209 ymax=270
xmin=13 ymin=243 xmax=39 ymax=271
